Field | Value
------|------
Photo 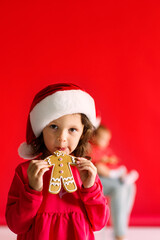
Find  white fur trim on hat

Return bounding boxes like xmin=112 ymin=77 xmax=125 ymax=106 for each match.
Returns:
xmin=30 ymin=89 xmax=96 ymax=137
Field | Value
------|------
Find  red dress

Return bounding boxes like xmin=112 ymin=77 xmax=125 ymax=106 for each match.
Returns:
xmin=5 ymin=160 xmax=109 ymax=240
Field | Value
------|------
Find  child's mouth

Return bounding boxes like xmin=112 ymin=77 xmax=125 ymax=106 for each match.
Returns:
xmin=56 ymin=147 xmax=66 ymax=152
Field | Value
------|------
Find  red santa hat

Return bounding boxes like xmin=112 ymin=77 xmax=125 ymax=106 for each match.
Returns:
xmin=18 ymin=83 xmax=97 ymax=159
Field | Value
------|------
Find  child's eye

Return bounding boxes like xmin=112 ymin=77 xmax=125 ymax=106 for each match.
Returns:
xmin=50 ymin=124 xmax=58 ymax=130
xmin=69 ymin=128 xmax=77 ymax=133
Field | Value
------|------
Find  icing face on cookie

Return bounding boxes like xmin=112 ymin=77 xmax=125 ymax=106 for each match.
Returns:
xmin=43 ymin=114 xmax=84 ymax=155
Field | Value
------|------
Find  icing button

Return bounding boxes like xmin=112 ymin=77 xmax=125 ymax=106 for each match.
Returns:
xmin=58 ymin=158 xmax=63 ymax=161
xmin=59 ymin=163 xmax=63 ymax=167
xmin=59 ymin=170 xmax=63 ymax=174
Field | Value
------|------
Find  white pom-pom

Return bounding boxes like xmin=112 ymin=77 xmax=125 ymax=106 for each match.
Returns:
xmin=18 ymin=142 xmax=36 ymax=159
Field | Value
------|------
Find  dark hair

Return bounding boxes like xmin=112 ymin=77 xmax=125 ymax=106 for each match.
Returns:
xmin=30 ymin=114 xmax=94 ymax=159
xmin=72 ymin=114 xmax=94 ymax=157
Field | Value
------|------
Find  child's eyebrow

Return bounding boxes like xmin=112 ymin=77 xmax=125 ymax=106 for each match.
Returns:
xmin=69 ymin=125 xmax=79 ymax=128
xmin=49 ymin=120 xmax=58 ymax=124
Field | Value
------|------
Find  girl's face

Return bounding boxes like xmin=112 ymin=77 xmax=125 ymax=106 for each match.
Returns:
xmin=43 ymin=114 xmax=84 ymax=155
xmin=95 ymin=129 xmax=111 ymax=148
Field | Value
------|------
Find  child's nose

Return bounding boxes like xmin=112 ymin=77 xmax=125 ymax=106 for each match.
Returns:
xmin=57 ymin=131 xmax=67 ymax=142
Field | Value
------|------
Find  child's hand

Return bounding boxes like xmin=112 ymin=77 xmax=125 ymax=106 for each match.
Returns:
xmin=76 ymin=157 xmax=97 ymax=188
xmin=27 ymin=160 xmax=50 ymax=192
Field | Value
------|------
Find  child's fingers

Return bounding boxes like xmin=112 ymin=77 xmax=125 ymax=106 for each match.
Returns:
xmin=27 ymin=160 xmax=50 ymax=191
xmin=28 ymin=160 xmax=49 ymax=167
xmin=76 ymin=158 xmax=96 ymax=169
xmin=76 ymin=157 xmax=91 ymax=162
xmin=38 ymin=167 xmax=50 ymax=178
xmin=77 ymin=161 xmax=95 ymax=170
xmin=76 ymin=161 xmax=97 ymax=176
xmin=76 ymin=157 xmax=91 ymax=165
xmin=27 ymin=160 xmax=49 ymax=176
xmin=78 ymin=165 xmax=97 ymax=175
xmin=28 ymin=160 xmax=48 ymax=173
xmin=75 ymin=157 xmax=97 ymax=188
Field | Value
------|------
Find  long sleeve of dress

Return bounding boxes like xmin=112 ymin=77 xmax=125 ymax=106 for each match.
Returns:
xmin=79 ymin=175 xmax=110 ymax=231
xmin=5 ymin=163 xmax=43 ymax=234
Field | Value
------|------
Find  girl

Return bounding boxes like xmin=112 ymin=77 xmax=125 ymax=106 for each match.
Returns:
xmin=5 ymin=83 xmax=109 ymax=240
xmin=90 ymin=124 xmax=138 ymax=240
xmin=91 ymin=125 xmax=139 ymax=185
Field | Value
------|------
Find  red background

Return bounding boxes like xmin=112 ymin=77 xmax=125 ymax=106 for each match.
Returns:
xmin=0 ymin=0 xmax=160 ymax=226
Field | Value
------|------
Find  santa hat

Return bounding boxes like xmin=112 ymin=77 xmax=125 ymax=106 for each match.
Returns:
xmin=18 ymin=83 xmax=97 ymax=159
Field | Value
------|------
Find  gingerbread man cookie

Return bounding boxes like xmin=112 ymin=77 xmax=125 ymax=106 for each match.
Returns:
xmin=44 ymin=151 xmax=77 ymax=194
